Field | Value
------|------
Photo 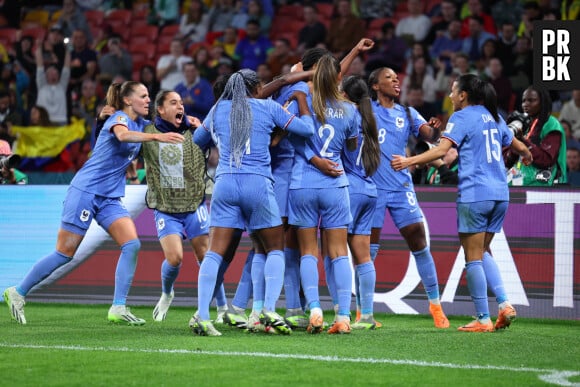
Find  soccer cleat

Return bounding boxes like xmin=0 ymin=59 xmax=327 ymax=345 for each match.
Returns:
xmin=429 ymin=303 xmax=450 ymax=329
xmin=306 ymin=309 xmax=324 ymax=334
xmin=214 ymin=305 xmax=228 ymax=324
xmin=191 ymin=314 xmax=222 ymax=336
xmin=108 ymin=305 xmax=146 ymax=326
xmin=4 ymin=287 xmax=26 ymax=324
xmin=351 ymin=315 xmax=376 ymax=330
xmin=152 ymin=290 xmax=174 ymax=322
xmin=260 ymin=311 xmax=292 ymax=335
xmin=224 ymin=310 xmax=248 ymax=329
xmin=495 ymin=304 xmax=517 ymax=330
xmin=457 ymin=319 xmax=494 ymax=332
xmin=284 ymin=313 xmax=309 ymax=330
xmin=246 ymin=311 xmax=277 ymax=334
xmin=327 ymin=319 xmax=351 ymax=334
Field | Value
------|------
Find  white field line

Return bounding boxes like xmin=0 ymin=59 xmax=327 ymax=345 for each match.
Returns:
xmin=1 ymin=343 xmax=578 ymax=387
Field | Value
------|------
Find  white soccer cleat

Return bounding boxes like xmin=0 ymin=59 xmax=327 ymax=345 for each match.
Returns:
xmin=4 ymin=287 xmax=26 ymax=324
xmin=108 ymin=305 xmax=146 ymax=326
xmin=152 ymin=291 xmax=174 ymax=322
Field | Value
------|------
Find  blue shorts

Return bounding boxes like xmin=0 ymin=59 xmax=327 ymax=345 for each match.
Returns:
xmin=348 ymin=193 xmax=377 ymax=235
xmin=272 ymin=168 xmax=291 ymax=218
xmin=210 ymin=174 xmax=282 ymax=230
xmin=457 ymin=200 xmax=508 ymax=233
xmin=154 ymin=203 xmax=210 ymax=240
xmin=372 ymin=189 xmax=424 ymax=230
xmin=61 ymin=186 xmax=130 ymax=235
xmin=288 ymin=187 xmax=351 ymax=229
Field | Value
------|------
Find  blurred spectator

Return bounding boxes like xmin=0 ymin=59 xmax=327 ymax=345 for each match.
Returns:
xmin=325 ymin=0 xmax=366 ymax=57
xmin=483 ymin=57 xmax=513 ymax=118
xmin=365 ymin=21 xmax=407 ymax=74
xmin=425 ymin=0 xmax=458 ymax=46
xmin=561 ymin=0 xmax=580 ymax=20
xmin=405 ymin=85 xmax=439 ymax=120
xmin=356 ymin=0 xmax=394 ymax=22
xmin=231 ymin=0 xmax=271 ymax=36
xmin=395 ymin=0 xmax=431 ymax=45
xmin=400 ymin=56 xmax=436 ymax=106
xmin=72 ymin=78 xmax=100 ymax=137
xmin=475 ymin=38 xmax=498 ymax=74
xmin=518 ymin=1 xmax=542 ymax=39
xmin=0 ymin=139 xmax=27 ymax=184
xmin=69 ymin=29 xmax=98 ymax=94
xmin=496 ymin=22 xmax=517 ymax=76
xmin=343 ymin=54 xmax=366 ymax=77
xmin=156 ymin=38 xmax=191 ymax=90
xmin=192 ymin=45 xmax=217 ymax=81
xmin=0 ymin=0 xmax=21 ymax=29
xmin=566 ymin=146 xmax=580 ymax=186
xmin=54 ymin=0 xmax=93 ymax=43
xmin=233 ymin=19 xmax=272 ymax=71
xmin=491 ymin=0 xmax=523 ymax=29
xmin=29 ymin=105 xmax=52 ymax=126
xmin=429 ymin=19 xmax=462 ymax=70
xmin=508 ymin=36 xmax=533 ymax=97
xmin=179 ymin=0 xmax=210 ymax=46
xmin=208 ymin=0 xmax=236 ymax=33
xmin=214 ymin=26 xmax=239 ymax=58
xmin=405 ymin=42 xmax=433 ymax=76
xmin=98 ymin=36 xmax=133 ymax=85
xmin=0 ymin=90 xmax=23 ymax=144
xmin=297 ymin=4 xmax=327 ymax=55
xmin=452 ymin=52 xmax=477 ymax=75
xmin=459 ymin=0 xmax=497 ymax=38
xmin=209 ymin=43 xmax=237 ymax=78
xmin=267 ymin=37 xmax=299 ymax=78
xmin=214 ymin=55 xmax=235 ymax=79
xmin=559 ymin=90 xmax=580 ymax=139
xmin=14 ymin=36 xmax=36 ymax=78
xmin=256 ymin=62 xmax=272 ymax=84
xmin=42 ymin=27 xmax=67 ymax=71
xmin=174 ymin=61 xmax=214 ymax=120
xmin=139 ymin=64 xmax=160 ymax=110
xmin=35 ymin=42 xmax=71 ymax=126
xmin=11 ymin=60 xmax=31 ymax=113
xmin=150 ymin=0 xmax=180 ymax=27
xmin=561 ymin=119 xmax=580 ymax=149
xmin=462 ymin=16 xmax=496 ymax=62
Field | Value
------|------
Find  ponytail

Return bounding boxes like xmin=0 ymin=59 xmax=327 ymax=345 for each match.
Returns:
xmin=105 ymin=81 xmax=143 ymax=111
xmin=312 ymin=54 xmax=343 ymax=125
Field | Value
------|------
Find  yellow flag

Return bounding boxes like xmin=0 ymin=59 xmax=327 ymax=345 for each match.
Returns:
xmin=11 ymin=117 xmax=86 ymax=158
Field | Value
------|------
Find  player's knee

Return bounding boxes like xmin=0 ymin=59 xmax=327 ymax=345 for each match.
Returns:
xmin=121 ymin=239 xmax=141 ymax=255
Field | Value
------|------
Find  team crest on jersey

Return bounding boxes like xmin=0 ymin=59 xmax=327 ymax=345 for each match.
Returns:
xmin=444 ymin=122 xmax=454 ymax=134
xmin=157 ymin=218 xmax=165 ymax=230
xmin=80 ymin=209 xmax=90 ymax=222
xmin=395 ymin=117 xmax=405 ymax=128
xmin=116 ymin=115 xmax=128 ymax=125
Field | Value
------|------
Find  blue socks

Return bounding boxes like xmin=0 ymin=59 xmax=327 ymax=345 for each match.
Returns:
xmin=197 ymin=250 xmax=222 ymax=320
xmin=482 ymin=252 xmax=508 ymax=304
xmin=324 ymin=255 xmax=337 ymax=306
xmin=300 ymin=254 xmax=320 ymax=310
xmin=251 ymin=252 xmax=266 ymax=312
xmin=465 ymin=260 xmax=489 ymax=320
xmin=232 ymin=249 xmax=253 ymax=310
xmin=113 ymin=239 xmax=141 ymax=305
xmin=17 ymin=251 xmax=72 ymax=296
xmin=263 ymin=250 xmax=285 ymax=312
xmin=332 ymin=256 xmax=352 ymax=317
xmin=283 ymin=247 xmax=302 ymax=310
xmin=357 ymin=261 xmax=376 ymax=315
xmin=213 ymin=258 xmax=229 ymax=308
xmin=161 ymin=260 xmax=181 ymax=295
xmin=412 ymin=246 xmax=440 ymax=302
xmin=370 ymin=243 xmax=379 ymax=262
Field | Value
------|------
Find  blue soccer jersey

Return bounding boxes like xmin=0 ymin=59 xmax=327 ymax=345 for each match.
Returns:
xmin=290 ymin=100 xmax=358 ymax=189
xmin=372 ymin=101 xmax=426 ymax=191
xmin=342 ymin=111 xmax=378 ymax=197
xmin=196 ymin=98 xmax=313 ymax=180
xmin=442 ymin=105 xmax=513 ymax=203
xmin=71 ymin=111 xmax=147 ymax=198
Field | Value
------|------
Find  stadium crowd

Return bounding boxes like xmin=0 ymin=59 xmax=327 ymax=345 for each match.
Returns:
xmin=0 ymin=0 xmax=579 ymax=185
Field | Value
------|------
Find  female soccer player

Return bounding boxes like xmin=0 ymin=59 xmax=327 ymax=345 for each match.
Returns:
xmin=191 ymin=69 xmax=314 ymax=336
xmin=391 ymin=74 xmax=532 ymax=332
xmin=289 ymin=54 xmax=359 ymax=334
xmin=367 ymin=67 xmax=450 ymax=329
xmin=4 ymin=81 xmax=184 ymax=325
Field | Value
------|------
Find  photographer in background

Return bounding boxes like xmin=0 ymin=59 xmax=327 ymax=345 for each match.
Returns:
xmin=503 ymin=85 xmax=567 ymax=186
xmin=0 ymin=139 xmax=27 ymax=185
